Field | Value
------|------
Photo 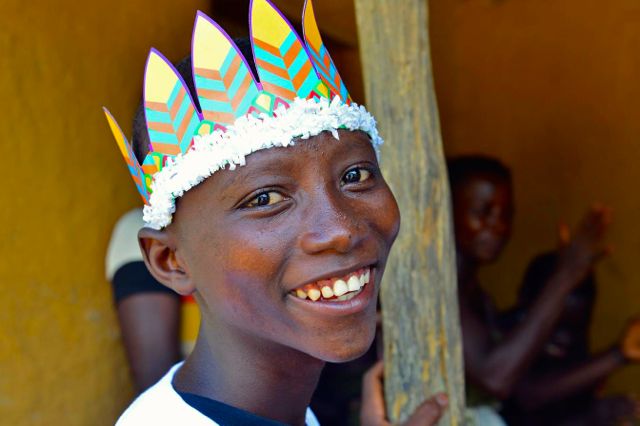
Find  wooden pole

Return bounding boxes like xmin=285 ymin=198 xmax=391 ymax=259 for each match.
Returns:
xmin=354 ymin=0 xmax=465 ymax=424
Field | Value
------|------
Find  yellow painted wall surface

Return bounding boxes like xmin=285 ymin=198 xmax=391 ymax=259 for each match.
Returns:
xmin=430 ymin=0 xmax=640 ymax=393
xmin=0 ymin=0 xmax=210 ymax=423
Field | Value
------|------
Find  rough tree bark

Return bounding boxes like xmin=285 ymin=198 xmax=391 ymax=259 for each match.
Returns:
xmin=354 ymin=0 xmax=465 ymax=424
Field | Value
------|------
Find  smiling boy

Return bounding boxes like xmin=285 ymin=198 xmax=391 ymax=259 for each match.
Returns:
xmin=137 ymin=130 xmax=398 ymax=425
xmin=105 ymin=1 xmax=445 ymax=424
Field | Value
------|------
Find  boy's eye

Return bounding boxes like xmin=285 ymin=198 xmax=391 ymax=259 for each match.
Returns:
xmin=341 ymin=167 xmax=371 ymax=185
xmin=245 ymin=191 xmax=285 ymax=208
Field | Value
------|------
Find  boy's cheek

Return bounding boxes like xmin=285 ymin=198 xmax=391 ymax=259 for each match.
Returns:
xmin=372 ymin=186 xmax=401 ymax=247
xmin=195 ymin=248 xmax=288 ymax=312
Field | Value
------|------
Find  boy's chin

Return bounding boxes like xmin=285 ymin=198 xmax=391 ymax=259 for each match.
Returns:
xmin=308 ymin=325 xmax=377 ymax=363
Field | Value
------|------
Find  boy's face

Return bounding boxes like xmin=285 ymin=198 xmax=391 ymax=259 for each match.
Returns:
xmin=544 ymin=293 xmax=593 ymax=360
xmin=452 ymin=173 xmax=513 ymax=264
xmin=168 ymin=130 xmax=400 ymax=362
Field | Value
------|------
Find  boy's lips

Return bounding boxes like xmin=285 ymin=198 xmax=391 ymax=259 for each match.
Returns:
xmin=289 ymin=267 xmax=372 ymax=301
xmin=286 ymin=267 xmax=376 ymax=316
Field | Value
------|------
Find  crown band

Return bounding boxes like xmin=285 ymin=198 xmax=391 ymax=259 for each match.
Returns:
xmin=143 ymin=96 xmax=382 ymax=229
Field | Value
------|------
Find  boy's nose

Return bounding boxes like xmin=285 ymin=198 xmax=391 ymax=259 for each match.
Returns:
xmin=299 ymin=195 xmax=364 ymax=255
xmin=487 ymin=208 xmax=510 ymax=234
xmin=488 ymin=218 xmax=507 ymax=234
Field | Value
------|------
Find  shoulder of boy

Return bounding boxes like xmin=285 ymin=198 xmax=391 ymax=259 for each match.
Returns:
xmin=116 ymin=363 xmax=322 ymax=426
xmin=116 ymin=364 xmax=217 ymax=426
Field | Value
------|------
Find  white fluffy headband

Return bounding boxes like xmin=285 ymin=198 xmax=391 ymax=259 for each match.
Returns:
xmin=143 ymin=97 xmax=382 ymax=229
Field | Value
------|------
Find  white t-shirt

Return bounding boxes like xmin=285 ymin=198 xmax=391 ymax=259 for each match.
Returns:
xmin=106 ymin=209 xmax=146 ymax=282
xmin=117 ymin=363 xmax=320 ymax=425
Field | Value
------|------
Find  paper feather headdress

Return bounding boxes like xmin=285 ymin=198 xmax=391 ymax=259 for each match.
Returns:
xmin=104 ymin=0 xmax=381 ymax=229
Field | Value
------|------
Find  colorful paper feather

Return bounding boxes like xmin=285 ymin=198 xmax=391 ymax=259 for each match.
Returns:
xmin=144 ymin=49 xmax=202 ymax=166
xmin=302 ymin=0 xmax=351 ymax=103
xmin=103 ymin=108 xmax=149 ymax=203
xmin=192 ymin=12 xmax=261 ymax=126
xmin=250 ymin=0 xmax=328 ymax=103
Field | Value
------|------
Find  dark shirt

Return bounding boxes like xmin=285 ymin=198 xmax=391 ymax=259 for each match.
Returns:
xmin=177 ymin=390 xmax=290 ymax=426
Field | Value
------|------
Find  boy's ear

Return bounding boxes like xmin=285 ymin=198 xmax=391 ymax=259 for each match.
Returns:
xmin=138 ymin=228 xmax=195 ymax=296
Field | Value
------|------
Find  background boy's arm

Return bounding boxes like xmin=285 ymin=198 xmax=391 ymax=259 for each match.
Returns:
xmin=116 ymin=292 xmax=181 ymax=392
xmin=511 ymin=347 xmax=624 ymax=411
xmin=511 ymin=316 xmax=640 ymax=411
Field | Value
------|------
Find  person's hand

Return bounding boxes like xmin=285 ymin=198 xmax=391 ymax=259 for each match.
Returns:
xmin=620 ymin=316 xmax=640 ymax=363
xmin=556 ymin=204 xmax=612 ymax=286
xmin=360 ymin=360 xmax=448 ymax=426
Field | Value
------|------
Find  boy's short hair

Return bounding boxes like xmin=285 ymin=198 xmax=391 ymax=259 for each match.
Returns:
xmin=131 ymin=38 xmax=256 ymax=163
xmin=447 ymin=155 xmax=512 ymax=192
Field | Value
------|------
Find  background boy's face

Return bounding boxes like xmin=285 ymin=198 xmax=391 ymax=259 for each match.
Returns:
xmin=170 ymin=130 xmax=400 ymax=362
xmin=452 ymin=173 xmax=513 ymax=264
xmin=543 ymin=293 xmax=593 ymax=360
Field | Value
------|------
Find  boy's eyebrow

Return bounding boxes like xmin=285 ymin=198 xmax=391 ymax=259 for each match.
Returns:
xmin=216 ymin=134 xmax=375 ymax=197
xmin=216 ymin=153 xmax=295 ymax=196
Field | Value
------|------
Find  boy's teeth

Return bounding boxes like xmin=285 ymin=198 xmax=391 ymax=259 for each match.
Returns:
xmin=308 ymin=288 xmax=321 ymax=301
xmin=333 ymin=279 xmax=348 ymax=296
xmin=347 ymin=275 xmax=361 ymax=292
xmin=292 ymin=268 xmax=371 ymax=302
xmin=336 ymin=291 xmax=359 ymax=301
xmin=321 ymin=286 xmax=334 ymax=298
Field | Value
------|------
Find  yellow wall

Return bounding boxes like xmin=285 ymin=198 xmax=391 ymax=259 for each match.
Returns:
xmin=3 ymin=0 xmax=639 ymax=422
xmin=0 ymin=0 xmax=210 ymax=423
xmin=430 ymin=0 xmax=640 ymax=393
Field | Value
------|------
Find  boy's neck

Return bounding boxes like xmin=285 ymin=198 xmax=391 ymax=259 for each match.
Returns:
xmin=173 ymin=323 xmax=324 ymax=426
